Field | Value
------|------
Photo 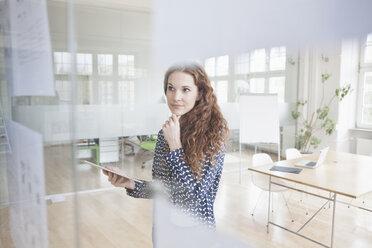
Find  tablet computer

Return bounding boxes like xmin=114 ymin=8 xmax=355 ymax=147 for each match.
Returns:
xmin=81 ymin=160 xmax=142 ymax=183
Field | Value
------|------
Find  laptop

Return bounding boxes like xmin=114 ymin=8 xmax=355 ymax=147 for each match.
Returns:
xmin=295 ymin=146 xmax=329 ymax=169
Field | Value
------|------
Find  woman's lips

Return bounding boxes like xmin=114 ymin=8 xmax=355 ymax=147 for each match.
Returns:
xmin=172 ymin=104 xmax=183 ymax=109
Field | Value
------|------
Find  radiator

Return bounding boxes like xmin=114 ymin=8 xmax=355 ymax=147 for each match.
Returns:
xmin=356 ymin=138 xmax=372 ymax=156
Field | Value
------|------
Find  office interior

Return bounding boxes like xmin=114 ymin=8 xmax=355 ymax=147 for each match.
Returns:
xmin=0 ymin=0 xmax=372 ymax=247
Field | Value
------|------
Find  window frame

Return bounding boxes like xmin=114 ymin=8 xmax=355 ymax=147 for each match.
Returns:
xmin=356 ymin=35 xmax=372 ymax=129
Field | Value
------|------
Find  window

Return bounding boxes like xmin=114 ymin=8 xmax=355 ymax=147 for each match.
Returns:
xmin=250 ymin=49 xmax=266 ymax=72
xmin=235 ymin=53 xmax=250 ymax=74
xmin=364 ymin=34 xmax=372 ymax=63
xmin=234 ymin=47 xmax=286 ymax=102
xmin=97 ymin=54 xmax=113 ymax=75
xmin=76 ymin=53 xmax=92 ymax=75
xmin=99 ymin=81 xmax=114 ymax=104
xmin=54 ymin=52 xmax=71 ymax=74
xmin=358 ymin=34 xmax=372 ymax=128
xmin=270 ymin=47 xmax=286 ymax=71
xmin=250 ymin=78 xmax=265 ymax=93
xmin=269 ymin=77 xmax=285 ymax=102
xmin=205 ymin=55 xmax=229 ymax=103
xmin=118 ymin=81 xmax=135 ymax=110
xmin=118 ymin=55 xmax=135 ymax=78
xmin=234 ymin=80 xmax=249 ymax=101
xmin=55 ymin=80 xmax=71 ymax=103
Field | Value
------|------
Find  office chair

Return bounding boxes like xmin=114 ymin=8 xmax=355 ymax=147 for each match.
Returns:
xmin=251 ymin=153 xmax=294 ymax=222
xmin=139 ymin=134 xmax=157 ymax=168
xmin=285 ymin=148 xmax=302 ymax=160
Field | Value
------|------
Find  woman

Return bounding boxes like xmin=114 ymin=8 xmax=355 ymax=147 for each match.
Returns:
xmin=104 ymin=62 xmax=229 ymax=230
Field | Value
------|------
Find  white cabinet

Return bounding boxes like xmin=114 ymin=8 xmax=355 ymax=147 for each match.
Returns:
xmin=99 ymin=137 xmax=119 ymax=163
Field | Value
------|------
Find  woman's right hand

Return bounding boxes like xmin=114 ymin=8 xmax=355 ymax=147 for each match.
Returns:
xmin=103 ymin=166 xmax=135 ymax=190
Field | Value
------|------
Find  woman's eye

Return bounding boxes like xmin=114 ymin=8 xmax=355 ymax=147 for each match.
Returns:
xmin=168 ymin=86 xmax=174 ymax=91
xmin=184 ymin=88 xmax=190 ymax=92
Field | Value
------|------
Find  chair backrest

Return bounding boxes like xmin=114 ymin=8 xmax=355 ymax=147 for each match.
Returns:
xmin=285 ymin=148 xmax=302 ymax=160
xmin=251 ymin=153 xmax=273 ymax=191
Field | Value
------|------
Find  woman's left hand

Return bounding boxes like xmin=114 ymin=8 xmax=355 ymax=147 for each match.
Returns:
xmin=162 ymin=114 xmax=182 ymax=151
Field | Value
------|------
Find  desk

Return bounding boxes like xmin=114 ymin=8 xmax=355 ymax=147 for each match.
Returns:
xmin=77 ymin=141 xmax=100 ymax=165
xmin=249 ymin=151 xmax=372 ymax=248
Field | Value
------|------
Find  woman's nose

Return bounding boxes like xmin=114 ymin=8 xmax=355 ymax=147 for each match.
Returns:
xmin=174 ymin=90 xmax=182 ymax=101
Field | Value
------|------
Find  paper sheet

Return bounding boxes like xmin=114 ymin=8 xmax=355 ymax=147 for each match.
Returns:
xmin=5 ymin=119 xmax=48 ymax=248
xmin=2 ymin=0 xmax=54 ymax=96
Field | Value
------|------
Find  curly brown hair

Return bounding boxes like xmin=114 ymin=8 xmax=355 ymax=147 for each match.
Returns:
xmin=164 ymin=63 xmax=229 ymax=177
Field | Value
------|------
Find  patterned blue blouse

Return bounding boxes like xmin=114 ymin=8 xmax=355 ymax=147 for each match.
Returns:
xmin=126 ymin=130 xmax=225 ymax=229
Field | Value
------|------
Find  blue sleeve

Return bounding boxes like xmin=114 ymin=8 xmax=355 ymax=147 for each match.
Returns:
xmin=165 ymin=147 xmax=225 ymax=207
xmin=126 ymin=180 xmax=153 ymax=199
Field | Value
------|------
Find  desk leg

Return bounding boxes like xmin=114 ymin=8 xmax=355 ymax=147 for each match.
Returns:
xmin=330 ymin=193 xmax=337 ymax=248
xmin=267 ymin=176 xmax=272 ymax=233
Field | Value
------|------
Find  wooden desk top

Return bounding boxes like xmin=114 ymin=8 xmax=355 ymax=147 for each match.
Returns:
xmin=249 ymin=151 xmax=372 ymax=199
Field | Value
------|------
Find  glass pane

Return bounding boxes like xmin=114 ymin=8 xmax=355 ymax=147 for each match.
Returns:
xmin=235 ymin=53 xmax=249 ymax=74
xmin=118 ymin=81 xmax=135 ymax=110
xmin=55 ymin=80 xmax=71 ymax=103
xmin=363 ymin=72 xmax=372 ymax=91
xmin=250 ymin=78 xmax=265 ymax=93
xmin=234 ymin=80 xmax=249 ymax=101
xmin=99 ymin=81 xmax=114 ymax=104
xmin=97 ymin=54 xmax=113 ymax=75
xmin=216 ymin=80 xmax=228 ymax=103
xmin=118 ymin=54 xmax=135 ymax=77
xmin=364 ymin=34 xmax=372 ymax=63
xmin=270 ymin=46 xmax=286 ymax=71
xmin=76 ymin=53 xmax=92 ymax=75
xmin=250 ymin=49 xmax=266 ymax=72
xmin=363 ymin=91 xmax=372 ymax=105
xmin=54 ymin=52 xmax=71 ymax=74
xmin=269 ymin=76 xmax=285 ymax=102
xmin=362 ymin=107 xmax=372 ymax=125
xmin=216 ymin=55 xmax=229 ymax=76
xmin=205 ymin=57 xmax=215 ymax=77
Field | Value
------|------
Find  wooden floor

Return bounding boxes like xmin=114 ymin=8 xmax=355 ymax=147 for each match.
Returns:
xmin=1 ymin=145 xmax=372 ymax=248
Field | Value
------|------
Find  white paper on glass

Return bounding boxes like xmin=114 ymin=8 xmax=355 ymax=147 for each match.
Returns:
xmin=2 ymin=0 xmax=54 ymax=96
xmin=239 ymin=94 xmax=280 ymax=144
xmin=5 ymin=119 xmax=48 ymax=248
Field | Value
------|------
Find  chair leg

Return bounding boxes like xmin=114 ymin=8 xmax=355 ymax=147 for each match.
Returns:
xmin=251 ymin=191 xmax=264 ymax=216
xmin=281 ymin=192 xmax=294 ymax=222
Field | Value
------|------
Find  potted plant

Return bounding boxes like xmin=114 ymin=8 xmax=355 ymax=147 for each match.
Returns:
xmin=291 ymin=73 xmax=352 ymax=153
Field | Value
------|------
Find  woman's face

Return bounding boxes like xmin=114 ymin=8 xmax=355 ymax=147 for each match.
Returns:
xmin=166 ymin=71 xmax=200 ymax=116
